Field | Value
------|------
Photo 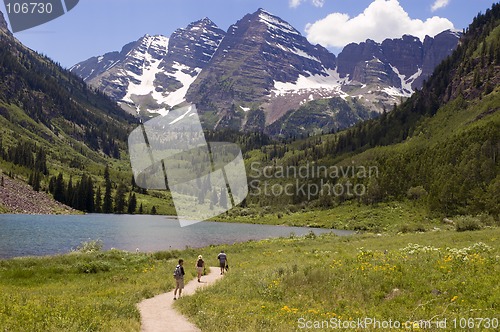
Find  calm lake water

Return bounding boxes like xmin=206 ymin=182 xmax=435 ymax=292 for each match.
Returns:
xmin=0 ymin=214 xmax=352 ymax=259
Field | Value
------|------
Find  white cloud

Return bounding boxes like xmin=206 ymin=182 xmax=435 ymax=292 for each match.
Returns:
xmin=289 ymin=0 xmax=324 ymax=8
xmin=311 ymin=0 xmax=325 ymax=7
xmin=305 ymin=0 xmax=455 ymax=48
xmin=431 ymin=0 xmax=450 ymax=12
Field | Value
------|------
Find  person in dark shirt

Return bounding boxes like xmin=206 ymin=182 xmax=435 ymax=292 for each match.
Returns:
xmin=196 ymin=255 xmax=205 ymax=282
xmin=173 ymin=259 xmax=185 ymax=300
xmin=217 ymin=250 xmax=227 ymax=275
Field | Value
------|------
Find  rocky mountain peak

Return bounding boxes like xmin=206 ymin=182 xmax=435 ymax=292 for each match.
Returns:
xmin=166 ymin=16 xmax=225 ymax=69
xmin=186 ymin=8 xmax=338 ymax=125
xmin=71 ymin=19 xmax=225 ymax=115
xmin=381 ymin=34 xmax=423 ymax=78
xmin=338 ymin=31 xmax=461 ymax=93
xmin=196 ymin=17 xmax=219 ymax=29
xmin=337 ymin=39 xmax=384 ymax=78
xmin=254 ymin=8 xmax=301 ymax=36
xmin=71 ymin=9 xmax=461 ymax=134
xmin=0 ymin=10 xmax=9 ymax=33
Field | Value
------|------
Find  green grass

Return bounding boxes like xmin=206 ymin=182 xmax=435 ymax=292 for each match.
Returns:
xmin=0 ymin=248 xmax=196 ymax=331
xmin=177 ymin=228 xmax=500 ymax=331
xmin=1 ymin=228 xmax=498 ymax=331
xmin=214 ymin=200 xmax=440 ymax=233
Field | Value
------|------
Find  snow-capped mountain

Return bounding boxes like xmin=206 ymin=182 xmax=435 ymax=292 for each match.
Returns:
xmin=70 ymin=18 xmax=225 ymax=115
xmin=336 ymin=30 xmax=461 ymax=111
xmin=186 ymin=8 xmax=340 ymax=126
xmin=71 ymin=9 xmax=460 ymax=134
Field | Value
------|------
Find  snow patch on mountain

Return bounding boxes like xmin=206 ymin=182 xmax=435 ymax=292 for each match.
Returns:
xmin=388 ymin=64 xmax=423 ymax=97
xmin=163 ymin=63 xmax=202 ymax=107
xmin=272 ymin=69 xmax=349 ymax=100
xmin=268 ymin=41 xmax=321 ymax=62
xmin=258 ymin=9 xmax=299 ymax=36
xmin=389 ymin=64 xmax=422 ymax=97
xmin=122 ymin=47 xmax=164 ymax=102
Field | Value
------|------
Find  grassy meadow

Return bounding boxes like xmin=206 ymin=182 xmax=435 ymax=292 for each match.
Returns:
xmin=176 ymin=229 xmax=500 ymax=331
xmin=0 ymin=226 xmax=499 ymax=331
xmin=0 ymin=244 xmax=192 ymax=331
xmin=213 ymin=200 xmax=440 ymax=233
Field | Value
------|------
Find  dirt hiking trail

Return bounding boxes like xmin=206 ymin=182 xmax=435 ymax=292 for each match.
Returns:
xmin=138 ymin=266 xmax=224 ymax=332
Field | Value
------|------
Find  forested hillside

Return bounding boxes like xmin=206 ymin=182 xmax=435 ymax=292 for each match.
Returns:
xmin=1 ymin=4 xmax=498 ymax=220
xmin=0 ymin=14 xmax=139 ymax=214
xmin=240 ymin=3 xmax=499 ymax=220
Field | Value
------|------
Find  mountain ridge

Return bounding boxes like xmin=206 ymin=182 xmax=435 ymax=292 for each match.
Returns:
xmin=0 ymin=10 xmax=8 ymax=32
xmin=71 ymin=8 xmax=461 ymax=135
xmin=0 ymin=9 xmax=138 ymax=213
xmin=185 ymin=8 xmax=340 ymax=129
xmin=71 ymin=18 xmax=226 ymax=116
xmin=235 ymin=3 xmax=499 ymax=219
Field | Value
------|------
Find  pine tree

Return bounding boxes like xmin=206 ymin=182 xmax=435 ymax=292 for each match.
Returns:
xmin=127 ymin=192 xmax=137 ymax=214
xmin=66 ymin=176 xmax=74 ymax=206
xmin=150 ymin=206 xmax=157 ymax=215
xmin=32 ymin=171 xmax=41 ymax=192
xmin=34 ymin=147 xmax=48 ymax=175
xmin=53 ymin=173 xmax=65 ymax=203
xmin=95 ymin=186 xmax=102 ymax=213
xmin=138 ymin=203 xmax=143 ymax=214
xmin=102 ymin=165 xmax=113 ymax=213
xmin=85 ymin=176 xmax=95 ymax=213
xmin=114 ymin=183 xmax=127 ymax=214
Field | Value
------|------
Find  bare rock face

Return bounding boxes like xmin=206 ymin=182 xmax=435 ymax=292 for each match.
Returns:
xmin=0 ymin=10 xmax=10 ymax=34
xmin=338 ymin=31 xmax=461 ymax=92
xmin=381 ymin=35 xmax=424 ymax=79
xmin=166 ymin=18 xmax=225 ymax=71
xmin=352 ymin=58 xmax=401 ymax=87
xmin=337 ymin=39 xmax=384 ymax=78
xmin=415 ymin=30 xmax=463 ymax=88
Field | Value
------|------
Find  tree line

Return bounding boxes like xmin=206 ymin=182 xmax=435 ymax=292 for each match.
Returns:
xmin=44 ymin=165 xmax=159 ymax=215
xmin=243 ymin=4 xmax=500 ymax=218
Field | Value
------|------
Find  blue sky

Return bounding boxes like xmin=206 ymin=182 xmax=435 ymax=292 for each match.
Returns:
xmin=0 ymin=0 xmax=496 ymax=68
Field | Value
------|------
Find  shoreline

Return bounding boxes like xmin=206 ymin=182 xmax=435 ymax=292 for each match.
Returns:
xmin=0 ymin=216 xmax=351 ymax=261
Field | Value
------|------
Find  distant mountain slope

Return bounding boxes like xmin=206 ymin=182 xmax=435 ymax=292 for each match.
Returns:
xmin=70 ymin=19 xmax=225 ymax=116
xmin=336 ymin=30 xmax=460 ymax=112
xmin=243 ymin=3 xmax=499 ymax=218
xmin=71 ymin=9 xmax=460 ymax=136
xmin=266 ymin=97 xmax=377 ymax=138
xmin=0 ymin=20 xmax=135 ymax=156
xmin=0 ymin=9 xmax=136 ymax=199
xmin=0 ymin=174 xmax=74 ymax=214
xmin=186 ymin=9 xmax=340 ymax=127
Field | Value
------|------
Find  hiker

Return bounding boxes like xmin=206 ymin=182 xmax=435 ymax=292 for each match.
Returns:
xmin=173 ymin=259 xmax=185 ymax=300
xmin=217 ymin=250 xmax=228 ymax=275
xmin=196 ymin=255 xmax=205 ymax=282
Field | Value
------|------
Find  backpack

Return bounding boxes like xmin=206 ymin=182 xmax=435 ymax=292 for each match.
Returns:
xmin=173 ymin=265 xmax=182 ymax=279
xmin=218 ymin=253 xmax=227 ymax=262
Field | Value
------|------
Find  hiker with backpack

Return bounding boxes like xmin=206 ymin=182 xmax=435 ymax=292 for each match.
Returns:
xmin=173 ymin=259 xmax=185 ymax=300
xmin=195 ymin=255 xmax=205 ymax=282
xmin=217 ymin=250 xmax=228 ymax=275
